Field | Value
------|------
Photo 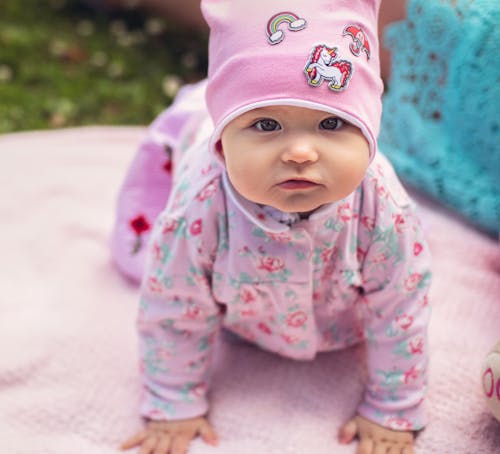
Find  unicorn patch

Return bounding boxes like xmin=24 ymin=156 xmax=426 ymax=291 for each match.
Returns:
xmin=304 ymin=45 xmax=353 ymax=92
xmin=266 ymin=12 xmax=307 ymax=45
xmin=343 ymin=25 xmax=371 ymax=60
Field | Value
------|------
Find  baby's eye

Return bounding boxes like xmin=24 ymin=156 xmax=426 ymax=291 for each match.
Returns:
xmin=253 ymin=119 xmax=281 ymax=132
xmin=320 ymin=117 xmax=344 ymax=130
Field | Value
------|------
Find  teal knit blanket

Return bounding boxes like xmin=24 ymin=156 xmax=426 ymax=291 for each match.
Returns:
xmin=379 ymin=0 xmax=499 ymax=236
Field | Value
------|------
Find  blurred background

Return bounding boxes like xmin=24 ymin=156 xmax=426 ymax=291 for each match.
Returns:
xmin=0 ymin=0 xmax=208 ymax=133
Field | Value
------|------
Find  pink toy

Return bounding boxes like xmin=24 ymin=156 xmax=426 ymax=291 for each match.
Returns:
xmin=482 ymin=341 xmax=500 ymax=423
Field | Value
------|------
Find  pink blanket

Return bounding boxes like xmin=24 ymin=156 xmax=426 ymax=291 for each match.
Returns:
xmin=1 ymin=127 xmax=499 ymax=453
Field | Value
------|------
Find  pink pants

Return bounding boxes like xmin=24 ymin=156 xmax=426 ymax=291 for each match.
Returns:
xmin=110 ymin=81 xmax=207 ymax=282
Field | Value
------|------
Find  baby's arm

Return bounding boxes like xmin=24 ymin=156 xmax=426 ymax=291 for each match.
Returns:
xmin=357 ymin=202 xmax=431 ymax=428
xmin=121 ymin=179 xmax=224 ymax=451
xmin=121 ymin=416 xmax=218 ymax=454
xmin=345 ymin=159 xmax=432 ymax=449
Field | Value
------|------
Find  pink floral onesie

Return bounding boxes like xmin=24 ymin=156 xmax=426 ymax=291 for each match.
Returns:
xmin=110 ymin=81 xmax=432 ymax=431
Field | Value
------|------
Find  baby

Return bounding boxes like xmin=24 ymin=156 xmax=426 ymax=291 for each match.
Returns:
xmin=112 ymin=1 xmax=432 ymax=453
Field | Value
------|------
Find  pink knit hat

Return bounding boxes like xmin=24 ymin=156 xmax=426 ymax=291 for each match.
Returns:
xmin=201 ymin=0 xmax=383 ymax=161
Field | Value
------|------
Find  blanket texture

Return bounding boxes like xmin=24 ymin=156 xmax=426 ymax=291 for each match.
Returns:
xmin=0 ymin=127 xmax=499 ymax=454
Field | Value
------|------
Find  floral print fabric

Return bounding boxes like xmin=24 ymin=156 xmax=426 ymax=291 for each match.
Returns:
xmin=114 ymin=82 xmax=432 ymax=431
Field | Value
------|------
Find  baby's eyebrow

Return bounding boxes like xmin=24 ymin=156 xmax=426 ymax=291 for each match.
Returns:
xmin=246 ymin=107 xmax=280 ymax=115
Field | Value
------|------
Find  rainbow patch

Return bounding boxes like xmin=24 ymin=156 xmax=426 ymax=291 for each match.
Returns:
xmin=267 ymin=12 xmax=307 ymax=45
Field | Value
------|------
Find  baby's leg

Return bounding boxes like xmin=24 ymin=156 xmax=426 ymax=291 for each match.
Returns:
xmin=110 ymin=135 xmax=174 ymax=283
xmin=110 ymin=81 xmax=208 ymax=282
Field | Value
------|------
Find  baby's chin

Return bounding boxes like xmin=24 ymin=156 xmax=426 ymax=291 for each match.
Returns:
xmin=278 ymin=194 xmax=343 ymax=214
xmin=267 ymin=200 xmax=326 ymax=216
xmin=248 ymin=190 xmax=341 ymax=215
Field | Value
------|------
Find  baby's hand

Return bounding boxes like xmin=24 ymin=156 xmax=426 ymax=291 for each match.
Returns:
xmin=338 ymin=414 xmax=414 ymax=454
xmin=120 ymin=416 xmax=218 ymax=454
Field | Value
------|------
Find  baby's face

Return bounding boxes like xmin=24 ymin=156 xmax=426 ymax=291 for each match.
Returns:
xmin=219 ymin=105 xmax=370 ymax=214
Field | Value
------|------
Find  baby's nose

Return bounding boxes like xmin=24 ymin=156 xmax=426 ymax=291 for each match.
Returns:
xmin=281 ymin=139 xmax=319 ymax=164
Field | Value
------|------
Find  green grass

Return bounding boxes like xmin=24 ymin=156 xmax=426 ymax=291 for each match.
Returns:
xmin=0 ymin=0 xmax=208 ymax=133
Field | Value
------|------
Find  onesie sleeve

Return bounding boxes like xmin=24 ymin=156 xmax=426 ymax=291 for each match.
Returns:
xmin=137 ymin=177 xmax=224 ymax=421
xmin=356 ymin=159 xmax=432 ymax=431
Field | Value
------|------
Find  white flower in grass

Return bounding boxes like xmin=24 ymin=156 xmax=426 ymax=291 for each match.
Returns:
xmin=108 ymin=61 xmax=125 ymax=78
xmin=49 ymin=39 xmax=68 ymax=57
xmin=90 ymin=51 xmax=108 ymax=68
xmin=145 ymin=18 xmax=166 ymax=36
xmin=76 ymin=20 xmax=95 ymax=37
xmin=0 ymin=65 xmax=13 ymax=82
xmin=110 ymin=20 xmax=127 ymax=37
xmin=162 ymin=75 xmax=182 ymax=98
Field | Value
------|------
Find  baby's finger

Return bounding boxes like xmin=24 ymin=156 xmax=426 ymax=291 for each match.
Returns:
xmin=356 ymin=437 xmax=374 ymax=454
xmin=138 ymin=435 xmax=158 ymax=454
xmin=372 ymin=442 xmax=387 ymax=454
xmin=152 ymin=434 xmax=171 ymax=454
xmin=338 ymin=419 xmax=358 ymax=444
xmin=171 ymin=434 xmax=192 ymax=454
xmin=401 ymin=445 xmax=415 ymax=454
xmin=199 ymin=420 xmax=219 ymax=446
xmin=120 ymin=431 xmax=148 ymax=450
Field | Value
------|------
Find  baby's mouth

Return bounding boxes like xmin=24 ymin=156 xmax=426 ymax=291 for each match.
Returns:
xmin=278 ymin=179 xmax=320 ymax=190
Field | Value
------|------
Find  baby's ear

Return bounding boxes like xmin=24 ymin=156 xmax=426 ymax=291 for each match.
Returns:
xmin=215 ymin=140 xmax=225 ymax=160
